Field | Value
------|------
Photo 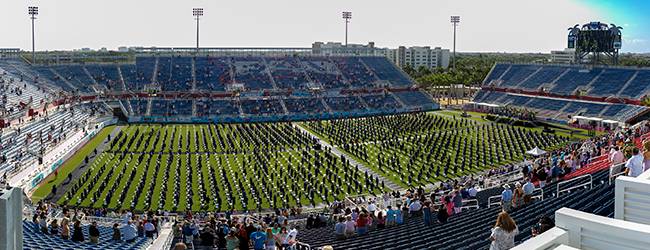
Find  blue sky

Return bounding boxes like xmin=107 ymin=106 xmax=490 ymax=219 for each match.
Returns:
xmin=0 ymin=0 xmax=647 ymax=53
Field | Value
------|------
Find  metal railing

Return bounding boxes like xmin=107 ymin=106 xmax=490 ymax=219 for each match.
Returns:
xmin=609 ymin=162 xmax=627 ymax=185
xmin=460 ymin=199 xmax=479 ymax=211
xmin=531 ymin=188 xmax=545 ymax=201
xmin=488 ymin=195 xmax=502 ymax=208
xmin=557 ymin=174 xmax=593 ymax=197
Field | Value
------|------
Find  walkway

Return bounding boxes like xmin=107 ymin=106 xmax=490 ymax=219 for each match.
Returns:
xmin=48 ymin=126 xmax=122 ymax=202
xmin=293 ymin=123 xmax=402 ymax=191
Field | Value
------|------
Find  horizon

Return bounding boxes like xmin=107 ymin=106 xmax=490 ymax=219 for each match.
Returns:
xmin=1 ymin=0 xmax=648 ymax=53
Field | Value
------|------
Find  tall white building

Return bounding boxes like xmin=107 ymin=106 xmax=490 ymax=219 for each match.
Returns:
xmin=396 ymin=46 xmax=450 ymax=69
xmin=311 ymin=41 xmax=450 ymax=69
xmin=550 ymin=48 xmax=576 ymax=64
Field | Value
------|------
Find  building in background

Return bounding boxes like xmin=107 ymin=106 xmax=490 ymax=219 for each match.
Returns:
xmin=395 ymin=46 xmax=450 ymax=69
xmin=312 ymin=42 xmax=450 ymax=69
xmin=550 ymin=48 xmax=576 ymax=64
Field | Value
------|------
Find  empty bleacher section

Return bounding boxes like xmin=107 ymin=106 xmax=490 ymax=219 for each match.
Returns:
xmin=0 ymin=56 xmax=438 ymax=123
xmin=0 ymin=105 xmax=103 ymax=173
xmin=473 ymin=90 xmax=645 ymax=122
xmin=476 ymin=63 xmax=650 ymax=123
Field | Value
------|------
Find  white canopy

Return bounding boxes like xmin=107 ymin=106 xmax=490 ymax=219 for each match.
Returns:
xmin=526 ymin=147 xmax=547 ymax=156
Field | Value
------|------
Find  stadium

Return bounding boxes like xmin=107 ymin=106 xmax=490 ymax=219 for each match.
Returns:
xmin=2 ymin=2 xmax=650 ymax=250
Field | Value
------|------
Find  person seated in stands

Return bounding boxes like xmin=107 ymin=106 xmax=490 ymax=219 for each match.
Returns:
xmin=376 ymin=211 xmax=386 ymax=229
xmin=531 ymin=215 xmax=555 ymax=237
xmin=522 ymin=178 xmax=535 ymax=205
xmin=89 ymin=221 xmax=100 ymax=244
xmin=436 ymin=205 xmax=448 ymax=224
xmin=225 ymin=228 xmax=239 ymax=250
xmin=122 ymin=220 xmax=138 ymax=243
xmin=512 ymin=182 xmax=525 ymax=209
xmin=535 ymin=166 xmax=548 ymax=188
xmin=306 ymin=214 xmax=315 ymax=229
xmin=355 ymin=213 xmax=369 ymax=235
xmin=500 ymin=184 xmax=513 ymax=212
xmin=367 ymin=201 xmax=377 ymax=217
xmin=39 ymin=212 xmax=48 ymax=234
xmin=145 ymin=219 xmax=157 ymax=239
xmin=344 ymin=216 xmax=355 ymax=238
xmin=408 ymin=199 xmax=422 ymax=217
xmin=250 ymin=226 xmax=267 ymax=250
xmin=137 ymin=221 xmax=145 ymax=237
xmin=318 ymin=213 xmax=328 ymax=227
xmin=60 ymin=217 xmax=70 ymax=240
xmin=112 ymin=223 xmax=122 ymax=241
xmin=453 ymin=190 xmax=463 ymax=214
xmin=468 ymin=185 xmax=478 ymax=199
xmin=626 ymin=147 xmax=644 ymax=177
xmin=200 ymin=224 xmax=216 ymax=247
xmin=422 ymin=202 xmax=432 ymax=226
xmin=489 ymin=211 xmax=519 ymax=250
xmin=71 ymin=220 xmax=84 ymax=242
xmin=385 ymin=206 xmax=395 ymax=226
xmin=334 ymin=217 xmax=346 ymax=239
xmin=49 ymin=219 xmax=59 ymax=235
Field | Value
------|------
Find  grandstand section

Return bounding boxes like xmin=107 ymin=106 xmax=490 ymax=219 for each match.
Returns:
xmin=475 ymin=63 xmax=650 ymax=124
xmin=0 ymin=55 xmax=438 ymax=124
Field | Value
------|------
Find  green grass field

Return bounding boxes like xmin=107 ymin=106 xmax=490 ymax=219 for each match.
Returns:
xmin=32 ymin=125 xmax=116 ymax=202
xmin=302 ymin=112 xmax=573 ymax=188
xmin=32 ymin=111 xmax=587 ymax=212
xmin=51 ymin=123 xmax=383 ymax=212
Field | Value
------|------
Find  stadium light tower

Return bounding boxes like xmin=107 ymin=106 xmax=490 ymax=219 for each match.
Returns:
xmin=28 ymin=6 xmax=39 ymax=63
xmin=342 ymin=11 xmax=352 ymax=46
xmin=451 ymin=15 xmax=460 ymax=70
xmin=193 ymin=8 xmax=204 ymax=53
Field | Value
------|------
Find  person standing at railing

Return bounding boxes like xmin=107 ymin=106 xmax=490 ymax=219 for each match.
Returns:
xmin=610 ymin=146 xmax=625 ymax=166
xmin=522 ymin=179 xmax=535 ymax=205
xmin=500 ymin=185 xmax=513 ymax=212
xmin=625 ymin=148 xmax=644 ymax=177
xmin=643 ymin=141 xmax=650 ymax=172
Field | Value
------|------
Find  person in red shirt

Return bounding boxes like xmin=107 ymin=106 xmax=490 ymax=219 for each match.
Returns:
xmin=356 ymin=213 xmax=368 ymax=235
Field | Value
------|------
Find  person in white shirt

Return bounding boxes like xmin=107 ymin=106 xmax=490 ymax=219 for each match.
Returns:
xmin=367 ymin=202 xmax=377 ymax=217
xmin=408 ymin=200 xmax=422 ymax=216
xmin=626 ymin=148 xmax=644 ymax=177
xmin=468 ymin=185 xmax=478 ymax=198
xmin=344 ymin=216 xmax=355 ymax=237
xmin=610 ymin=146 xmax=625 ymax=165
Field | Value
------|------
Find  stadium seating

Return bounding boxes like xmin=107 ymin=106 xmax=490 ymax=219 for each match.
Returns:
xmin=324 ymin=96 xmax=367 ymax=112
xmin=22 ymin=221 xmax=151 ymax=250
xmin=0 ymin=56 xmax=440 ymax=123
xmin=0 ymin=107 xmax=94 ymax=173
xmin=392 ymin=91 xmax=435 ymax=107
xmin=362 ymin=94 xmax=402 ymax=110
xmin=472 ymin=90 xmax=647 ymax=123
xmin=484 ymin=63 xmax=650 ymax=100
xmin=284 ymin=97 xmax=327 ymax=114
xmin=194 ymin=57 xmax=229 ymax=91
xmin=240 ymin=99 xmax=285 ymax=116
xmin=298 ymin=170 xmax=614 ymax=250
xmin=85 ymin=65 xmax=123 ymax=91
xmin=361 ymin=57 xmax=412 ymax=87
xmin=195 ymin=99 xmax=240 ymax=117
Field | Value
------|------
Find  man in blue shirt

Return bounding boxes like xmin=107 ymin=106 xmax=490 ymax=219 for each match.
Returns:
xmin=501 ymin=184 xmax=513 ymax=211
xmin=523 ymin=179 xmax=535 ymax=204
xmin=121 ymin=220 xmax=138 ymax=243
xmin=250 ymin=227 xmax=267 ymax=250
